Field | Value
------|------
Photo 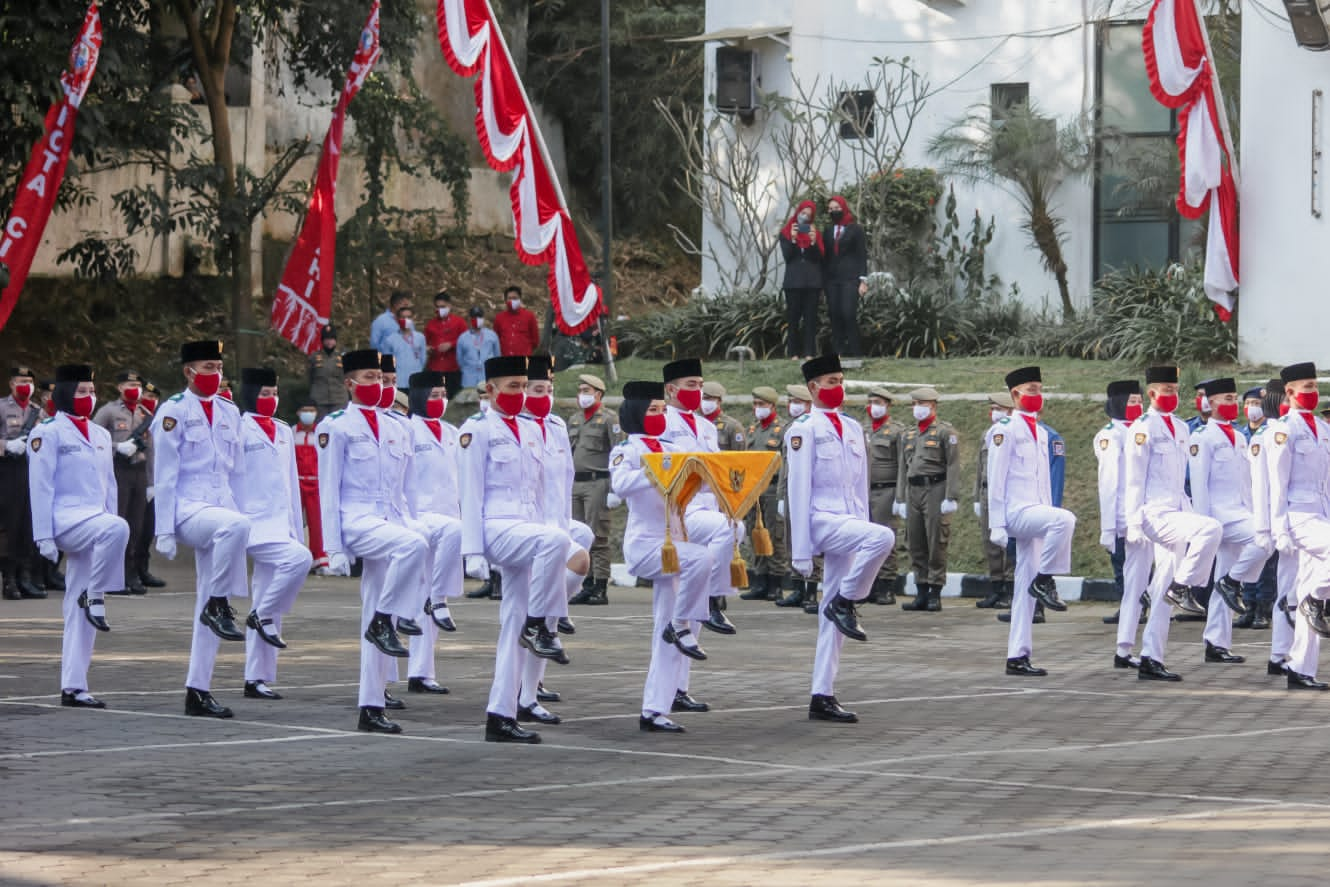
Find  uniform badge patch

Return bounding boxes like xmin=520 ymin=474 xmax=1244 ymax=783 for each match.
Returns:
xmin=162 ymin=417 xmax=177 ymax=432
xmin=791 ymin=436 xmax=803 ymax=451
xmin=1098 ymin=438 xmax=1109 ymax=451
xmin=612 ymin=453 xmax=624 ymax=466
xmin=1275 ymin=432 xmax=1288 ymax=445
xmin=318 ymin=433 xmax=329 ymax=449
xmin=612 ymin=424 xmax=621 ymax=434
xmin=1251 ymin=444 xmax=1261 ymax=456
xmin=1135 ymin=433 xmax=1147 ymax=446
xmin=949 ymin=435 xmax=958 ymax=446
xmin=29 ymin=437 xmax=40 ymax=452
xmin=1053 ymin=440 xmax=1065 ymax=456
xmin=1189 ymin=444 xmax=1199 ymax=456
xmin=993 ymin=434 xmax=1003 ymax=446
xmin=459 ymin=433 xmax=473 ymax=449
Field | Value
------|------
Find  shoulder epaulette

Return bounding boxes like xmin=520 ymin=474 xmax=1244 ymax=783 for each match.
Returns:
xmin=328 ymin=409 xmax=345 ymax=419
xmin=795 ymin=414 xmax=811 ymax=423
xmin=468 ymin=412 xmax=483 ymax=421
xmin=168 ymin=393 xmax=185 ymax=402
xmin=40 ymin=417 xmax=55 ymax=425
xmin=998 ymin=416 xmax=1011 ymax=424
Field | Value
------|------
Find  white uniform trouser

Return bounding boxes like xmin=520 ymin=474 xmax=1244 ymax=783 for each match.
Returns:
xmin=344 ymin=516 xmax=428 ymax=707
xmin=677 ymin=510 xmax=743 ymax=694
xmin=484 ymin=519 xmax=572 ymax=717
xmin=1004 ymin=505 xmax=1075 ymax=661
xmin=56 ymin=513 xmax=129 ymax=693
xmin=519 ymin=521 xmax=592 ymax=708
xmin=243 ymin=539 xmax=313 ymax=684
xmin=1272 ymin=550 xmax=1298 ymax=663
xmin=1286 ymin=513 xmax=1330 ymax=678
xmin=625 ymin=538 xmax=712 ymax=716
xmin=1137 ymin=507 xmax=1221 ymax=664
xmin=178 ymin=506 xmax=252 ymax=692
xmin=407 ymin=513 xmax=464 ymax=682
xmin=810 ymin=515 xmax=893 ymax=696
xmin=1204 ymin=518 xmax=1269 ymax=650
xmin=1115 ymin=537 xmax=1153 ymax=656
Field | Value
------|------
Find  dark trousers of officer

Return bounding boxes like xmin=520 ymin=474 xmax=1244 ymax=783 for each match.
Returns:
xmin=825 ymin=280 xmax=861 ymax=357
xmin=1242 ymin=553 xmax=1278 ymax=608
xmin=136 ymin=504 xmax=155 ymax=578
xmin=571 ymin=475 xmax=611 ymax=581
xmin=0 ymin=458 xmax=35 ymax=574
xmin=114 ymin=460 xmax=148 ymax=584
xmin=905 ymin=476 xmax=950 ymax=586
xmin=868 ymin=482 xmax=900 ymax=582
xmin=979 ymin=499 xmax=1012 ymax=582
xmin=784 ymin=288 xmax=820 ymax=358
xmin=748 ymin=494 xmax=787 ymax=579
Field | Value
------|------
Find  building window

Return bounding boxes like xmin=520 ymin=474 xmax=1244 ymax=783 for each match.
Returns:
xmin=838 ymin=89 xmax=875 ymax=139
xmin=990 ymin=82 xmax=1029 ymax=121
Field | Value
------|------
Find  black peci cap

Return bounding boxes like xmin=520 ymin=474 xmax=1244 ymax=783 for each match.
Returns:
xmin=1106 ymin=380 xmax=1140 ymax=398
xmin=240 ymin=367 xmax=277 ymax=388
xmin=342 ymin=350 xmax=381 ymax=374
xmin=801 ymin=354 xmax=843 ymax=382
xmin=55 ymin=364 xmax=94 ymax=384
xmin=408 ymin=371 xmax=445 ymax=390
xmin=1004 ymin=366 xmax=1042 ymax=389
xmin=1145 ymin=365 xmax=1180 ymax=385
xmin=662 ymin=359 xmax=703 ymax=382
xmin=181 ymin=340 xmax=223 ymax=364
xmin=1281 ymin=362 xmax=1317 ymax=384
xmin=485 ymin=356 xmax=528 ymax=380
xmin=623 ymin=381 xmax=665 ymax=401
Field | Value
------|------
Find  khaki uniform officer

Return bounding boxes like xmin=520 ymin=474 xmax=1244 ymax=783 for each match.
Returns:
xmin=740 ymin=386 xmax=787 ymax=601
xmin=567 ymin=373 xmax=621 ymax=605
xmin=700 ymin=381 xmax=746 ymax=451
xmin=865 ymin=386 xmax=905 ymax=605
xmin=308 ymin=325 xmax=346 ymax=419
xmin=975 ymin=392 xmax=1016 ymax=608
xmin=92 ymin=371 xmax=152 ymax=596
xmin=775 ymin=383 xmax=822 ymax=611
xmin=897 ymin=387 xmax=960 ymax=612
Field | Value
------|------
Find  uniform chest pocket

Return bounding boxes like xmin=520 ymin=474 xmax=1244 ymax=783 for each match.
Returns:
xmin=490 ymin=441 xmax=521 ymax=465
xmin=1151 ymin=439 xmax=1174 ymax=456
xmin=1213 ymin=446 xmax=1235 ymax=464
xmin=815 ymin=438 xmax=842 ymax=460
xmin=348 ymin=440 xmax=378 ymax=462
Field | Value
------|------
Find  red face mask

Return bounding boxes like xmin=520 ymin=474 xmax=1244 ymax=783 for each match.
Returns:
xmin=1019 ymin=393 xmax=1043 ymax=413
xmin=1154 ymin=393 xmax=1179 ymax=413
xmin=43 ymin=399 xmax=56 ymax=417
xmin=676 ymin=388 xmax=702 ymax=412
xmin=353 ymin=382 xmax=382 ymax=407
xmin=12 ymin=382 xmax=32 ymax=404
xmin=1195 ymin=395 xmax=1207 ymax=414
xmin=255 ymin=395 xmax=278 ymax=418
xmin=1280 ymin=403 xmax=1291 ymax=417
xmin=1215 ymin=402 xmax=1240 ymax=422
xmin=1124 ymin=403 xmax=1143 ymax=422
xmin=425 ymin=398 xmax=445 ymax=420
xmin=643 ymin=413 xmax=667 ymax=437
xmin=378 ymin=386 xmax=397 ymax=409
xmin=192 ymin=372 xmax=221 ymax=398
xmin=1295 ymin=390 xmax=1320 ymax=411
xmin=72 ymin=395 xmax=95 ymax=419
xmin=525 ymin=394 xmax=552 ymax=418
xmin=816 ymin=385 xmax=845 ymax=410
xmin=140 ymin=397 xmax=157 ymax=414
xmin=219 ymin=389 xmax=233 ymax=402
xmin=122 ymin=387 xmax=140 ymax=407
xmin=495 ymin=390 xmax=526 ymax=416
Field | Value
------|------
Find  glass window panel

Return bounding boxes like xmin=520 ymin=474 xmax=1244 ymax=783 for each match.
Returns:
xmin=1098 ymin=221 xmax=1172 ymax=276
xmin=1100 ymin=25 xmax=1172 ymax=133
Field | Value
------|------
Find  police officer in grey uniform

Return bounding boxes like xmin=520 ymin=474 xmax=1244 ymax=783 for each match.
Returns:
xmin=865 ymin=386 xmax=904 ymax=604
xmin=567 ymin=373 xmax=621 ymax=606
xmin=897 ymin=386 xmax=960 ymax=612
xmin=93 ymin=371 xmax=152 ymax=596
xmin=1 ymin=365 xmax=45 ymax=600
xmin=775 ymin=383 xmax=823 ymax=611
xmin=701 ymin=381 xmax=746 ymax=451
xmin=741 ymin=385 xmax=787 ymax=601
xmin=976 ymin=392 xmax=1016 ymax=608
xmin=308 ymin=325 xmax=346 ymax=419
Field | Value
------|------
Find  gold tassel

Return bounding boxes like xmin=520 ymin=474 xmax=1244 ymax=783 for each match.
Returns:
xmin=730 ymin=542 xmax=748 ymax=588
xmin=661 ymin=525 xmax=680 ymax=574
xmin=752 ymin=508 xmax=774 ymax=557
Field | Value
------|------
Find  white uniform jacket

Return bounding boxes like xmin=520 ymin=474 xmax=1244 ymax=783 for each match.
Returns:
xmin=784 ymin=408 xmax=870 ymax=562
xmin=457 ymin=409 xmax=547 ymax=558
xmin=986 ymin=411 xmax=1053 ymax=534
xmin=609 ymin=436 xmax=687 ymax=554
xmin=151 ymin=390 xmax=244 ymax=531
xmin=407 ymin=415 xmax=461 ymax=519
xmin=529 ymin=412 xmax=574 ymax=530
xmin=1093 ymin=420 xmax=1130 ymax=537
xmin=316 ymin=406 xmax=414 ymax=554
xmin=1269 ymin=410 xmax=1330 ymax=537
xmin=1123 ymin=409 xmax=1192 ymax=536
xmin=1249 ymin=422 xmax=1277 ymax=535
xmin=27 ymin=413 xmax=117 ymax=542
xmin=236 ymin=414 xmax=302 ymax=545
xmin=1188 ymin=419 xmax=1252 ymax=525
xmin=660 ymin=405 xmax=720 ymax=513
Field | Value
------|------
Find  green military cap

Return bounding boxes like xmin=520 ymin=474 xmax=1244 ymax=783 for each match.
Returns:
xmin=702 ymin=380 xmax=727 ymax=399
xmin=868 ymin=386 xmax=894 ymax=402
xmin=785 ymin=383 xmax=812 ymax=402
xmin=988 ymin=391 xmax=1015 ymax=409
xmin=909 ymin=386 xmax=940 ymax=402
xmin=752 ymin=386 xmax=780 ymax=404
xmin=577 ymin=373 xmax=606 ymax=393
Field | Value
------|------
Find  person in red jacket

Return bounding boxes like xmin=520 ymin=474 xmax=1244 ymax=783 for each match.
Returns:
xmin=425 ymin=289 xmax=469 ymax=398
xmin=493 ymin=286 xmax=541 ymax=357
xmin=293 ymin=400 xmax=328 ymax=574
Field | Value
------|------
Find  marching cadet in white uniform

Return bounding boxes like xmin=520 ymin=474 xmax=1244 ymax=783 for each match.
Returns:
xmin=1123 ymin=365 xmax=1222 ymax=683
xmin=234 ymin=368 xmax=312 ymax=701
xmin=516 ymin=355 xmax=593 ymax=726
xmin=317 ymin=349 xmax=428 ymax=734
xmin=1268 ymin=362 xmax=1330 ymax=690
xmin=403 ymin=370 xmax=462 ymax=696
xmin=152 ymin=340 xmax=251 ymax=719
xmin=610 ymin=381 xmax=714 ymax=733
xmin=1095 ymin=380 xmax=1150 ymax=669
xmin=1188 ymin=377 xmax=1268 ymax=665
xmin=1251 ymin=381 xmax=1297 ymax=674
xmin=458 ymin=355 xmax=580 ymax=745
xmin=28 ymin=364 xmax=128 ymax=709
xmin=785 ymin=355 xmax=893 ymax=723
xmin=987 ymin=367 xmax=1076 ymax=677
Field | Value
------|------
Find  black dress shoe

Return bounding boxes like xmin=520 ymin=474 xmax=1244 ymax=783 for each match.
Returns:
xmin=1288 ymin=670 xmax=1330 ymax=690
xmin=243 ymin=680 xmax=282 ymax=700
xmin=424 ymin=599 xmax=457 ymax=632
xmin=998 ymin=604 xmax=1046 ymax=625
xmin=808 ymin=694 xmax=858 ymax=723
xmin=358 ymin=706 xmax=403 ymax=733
xmin=671 ymin=690 xmax=709 ymax=713
xmin=702 ymin=596 xmax=737 ymax=634
xmin=77 ymin=592 xmax=110 ymax=632
xmin=138 ymin=570 xmax=166 ymax=588
xmin=556 ymin=616 xmax=575 ymax=635
xmin=1028 ymin=574 xmax=1067 ymax=611
xmin=43 ymin=563 xmax=66 ymax=591
xmin=185 ymin=687 xmax=233 ymax=718
xmin=126 ymin=577 xmax=147 ymax=596
xmin=824 ymin=594 xmax=867 ymax=642
xmin=466 ymin=580 xmax=493 ymax=598
xmin=1300 ymin=598 xmax=1330 ymax=638
xmin=519 ymin=619 xmax=567 ymax=661
xmin=61 ymin=690 xmax=106 ymax=709
xmin=1138 ymin=656 xmax=1182 ymax=682
xmin=740 ymin=575 xmax=772 ymax=601
xmin=2 ymin=577 xmax=21 ymax=600
xmin=1113 ymin=653 xmax=1140 ymax=670
xmin=1268 ymin=659 xmax=1289 ymax=676
xmin=407 ymin=677 xmax=449 ymax=694
xmin=1204 ymin=641 xmax=1246 ymax=664
xmin=1103 ymin=609 xmax=1120 ymax=625
xmin=200 ymin=596 xmax=244 ymax=641
xmin=639 ymin=714 xmax=686 ymax=733
xmin=395 ymin=617 xmax=423 ymax=637
xmin=246 ymin=610 xmax=287 ymax=649
xmin=1213 ymin=575 xmax=1249 ymax=615
xmin=662 ymin=624 xmax=708 ymax=660
xmin=536 ymin=682 xmax=561 ymax=703
xmin=517 ymin=703 xmax=562 ymax=725
xmin=1178 ymin=587 xmax=1208 ymax=615
xmin=1163 ymin=582 xmax=1190 ymax=609
xmin=976 ymin=587 xmax=1004 ymax=609
xmin=364 ymin=613 xmax=409 ymax=657
xmin=383 ymin=691 xmax=406 ymax=710
xmin=1005 ymin=657 xmax=1047 ymax=677
xmin=16 ymin=576 xmax=46 ymax=599
xmin=105 ymin=587 xmax=132 ymax=596
xmin=484 ymin=712 xmax=541 ymax=743
xmin=489 ymin=571 xmax=503 ymax=601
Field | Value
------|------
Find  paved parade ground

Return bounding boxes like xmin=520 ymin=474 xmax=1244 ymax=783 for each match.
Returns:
xmin=3 ymin=562 xmax=1330 ymax=886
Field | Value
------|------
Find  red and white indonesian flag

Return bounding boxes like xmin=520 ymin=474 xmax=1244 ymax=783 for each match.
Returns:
xmin=0 ymin=2 xmax=102 ymax=331
xmin=271 ymin=1 xmax=382 ymax=354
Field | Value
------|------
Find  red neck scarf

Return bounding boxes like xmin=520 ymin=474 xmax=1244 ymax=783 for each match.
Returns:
xmin=679 ymin=410 xmax=697 ymax=436
xmin=582 ymin=406 xmax=598 ymax=422
xmin=1021 ymin=414 xmax=1038 ymax=440
xmin=360 ymin=408 xmax=379 ymax=441
xmin=200 ymin=398 xmax=213 ymax=426
xmin=253 ymin=415 xmax=276 ymax=442
xmin=826 ymin=411 xmax=843 ymax=439
xmin=872 ymin=416 xmax=888 ymax=432
xmin=1217 ymin=421 xmax=1236 ymax=445
xmin=918 ymin=416 xmax=934 ymax=434
xmin=1162 ymin=414 xmax=1175 ymax=437
xmin=643 ymin=437 xmax=662 ymax=453
xmin=760 ymin=414 xmax=776 ymax=430
xmin=425 ymin=417 xmax=442 ymax=442
xmin=1300 ymin=411 xmax=1319 ymax=438
xmin=69 ymin=415 xmax=89 ymax=440
xmin=501 ymin=415 xmax=521 ymax=441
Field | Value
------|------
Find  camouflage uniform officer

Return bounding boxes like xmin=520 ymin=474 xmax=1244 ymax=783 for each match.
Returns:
xmin=700 ymin=381 xmax=746 ymax=451
xmin=897 ymin=387 xmax=960 ymax=612
xmin=567 ymin=373 xmax=622 ymax=606
xmin=740 ymin=386 xmax=787 ymax=601
xmin=865 ymin=386 xmax=905 ymax=604
xmin=308 ymin=325 xmax=346 ymax=419
xmin=0 ymin=365 xmax=44 ymax=600
xmin=975 ymin=392 xmax=1016 ymax=608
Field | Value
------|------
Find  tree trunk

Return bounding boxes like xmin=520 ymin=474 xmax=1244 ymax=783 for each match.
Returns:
xmin=1028 ymin=201 xmax=1075 ymax=320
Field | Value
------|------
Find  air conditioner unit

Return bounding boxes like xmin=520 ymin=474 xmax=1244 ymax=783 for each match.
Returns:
xmin=1284 ymin=0 xmax=1330 ymax=50
xmin=715 ymin=47 xmax=757 ymax=115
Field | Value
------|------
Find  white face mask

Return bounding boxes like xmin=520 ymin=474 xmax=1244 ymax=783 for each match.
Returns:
xmin=868 ymin=403 xmax=888 ymax=420
xmin=991 ymin=408 xmax=1006 ymax=424
xmin=1246 ymin=404 xmax=1264 ymax=423
xmin=912 ymin=404 xmax=932 ymax=422
xmin=788 ymin=402 xmax=807 ymax=418
xmin=754 ymin=405 xmax=773 ymax=421
xmin=577 ymin=392 xmax=597 ymax=410
xmin=437 ymin=307 xmax=450 ymax=318
xmin=403 ymin=319 xmax=415 ymax=331
xmin=472 ymin=318 xmax=486 ymax=329
xmin=298 ymin=410 xmax=317 ymax=425
xmin=508 ymin=299 xmax=521 ymax=311
xmin=479 ymin=399 xmax=491 ymax=414
xmin=701 ymin=398 xmax=719 ymax=415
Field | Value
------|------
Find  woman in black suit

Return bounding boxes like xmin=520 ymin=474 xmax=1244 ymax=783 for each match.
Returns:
xmin=779 ymin=200 xmax=825 ymax=360
xmin=821 ymin=195 xmax=868 ymax=357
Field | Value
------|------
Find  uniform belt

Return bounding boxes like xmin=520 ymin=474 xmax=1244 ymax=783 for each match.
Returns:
xmin=870 ymin=481 xmax=896 ymax=490
xmin=907 ymin=474 xmax=945 ymax=487
xmin=574 ymin=470 xmax=610 ymax=482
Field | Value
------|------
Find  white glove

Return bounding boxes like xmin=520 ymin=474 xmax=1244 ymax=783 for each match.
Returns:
xmin=973 ymin=502 xmax=982 ymax=519
xmin=777 ymin=500 xmax=785 ymax=518
xmin=606 ymin=493 xmax=623 ymax=510
xmin=1126 ymin=525 xmax=1144 ymax=546
xmin=989 ymin=527 xmax=1008 ymax=547
xmin=37 ymin=539 xmax=58 ymax=562
xmin=115 ymin=441 xmax=138 ymax=457
xmin=327 ymin=551 xmax=352 ymax=576
xmin=893 ymin=502 xmax=907 ymax=519
xmin=1099 ymin=530 xmax=1116 ymax=553
xmin=146 ymin=485 xmax=155 ymax=502
xmin=465 ymin=555 xmax=488 ymax=580
xmin=940 ymin=499 xmax=958 ymax=516
xmin=1276 ymin=534 xmax=1294 ymax=555
xmin=1255 ymin=530 xmax=1273 ymax=551
xmin=792 ymin=558 xmax=813 ymax=577
xmin=5 ymin=438 xmax=26 ymax=455
xmin=155 ymin=534 xmax=177 ymax=560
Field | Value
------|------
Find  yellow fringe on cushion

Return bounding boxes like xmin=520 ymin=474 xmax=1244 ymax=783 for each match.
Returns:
xmin=730 ymin=542 xmax=748 ymax=588
xmin=752 ymin=509 xmax=774 ymax=557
